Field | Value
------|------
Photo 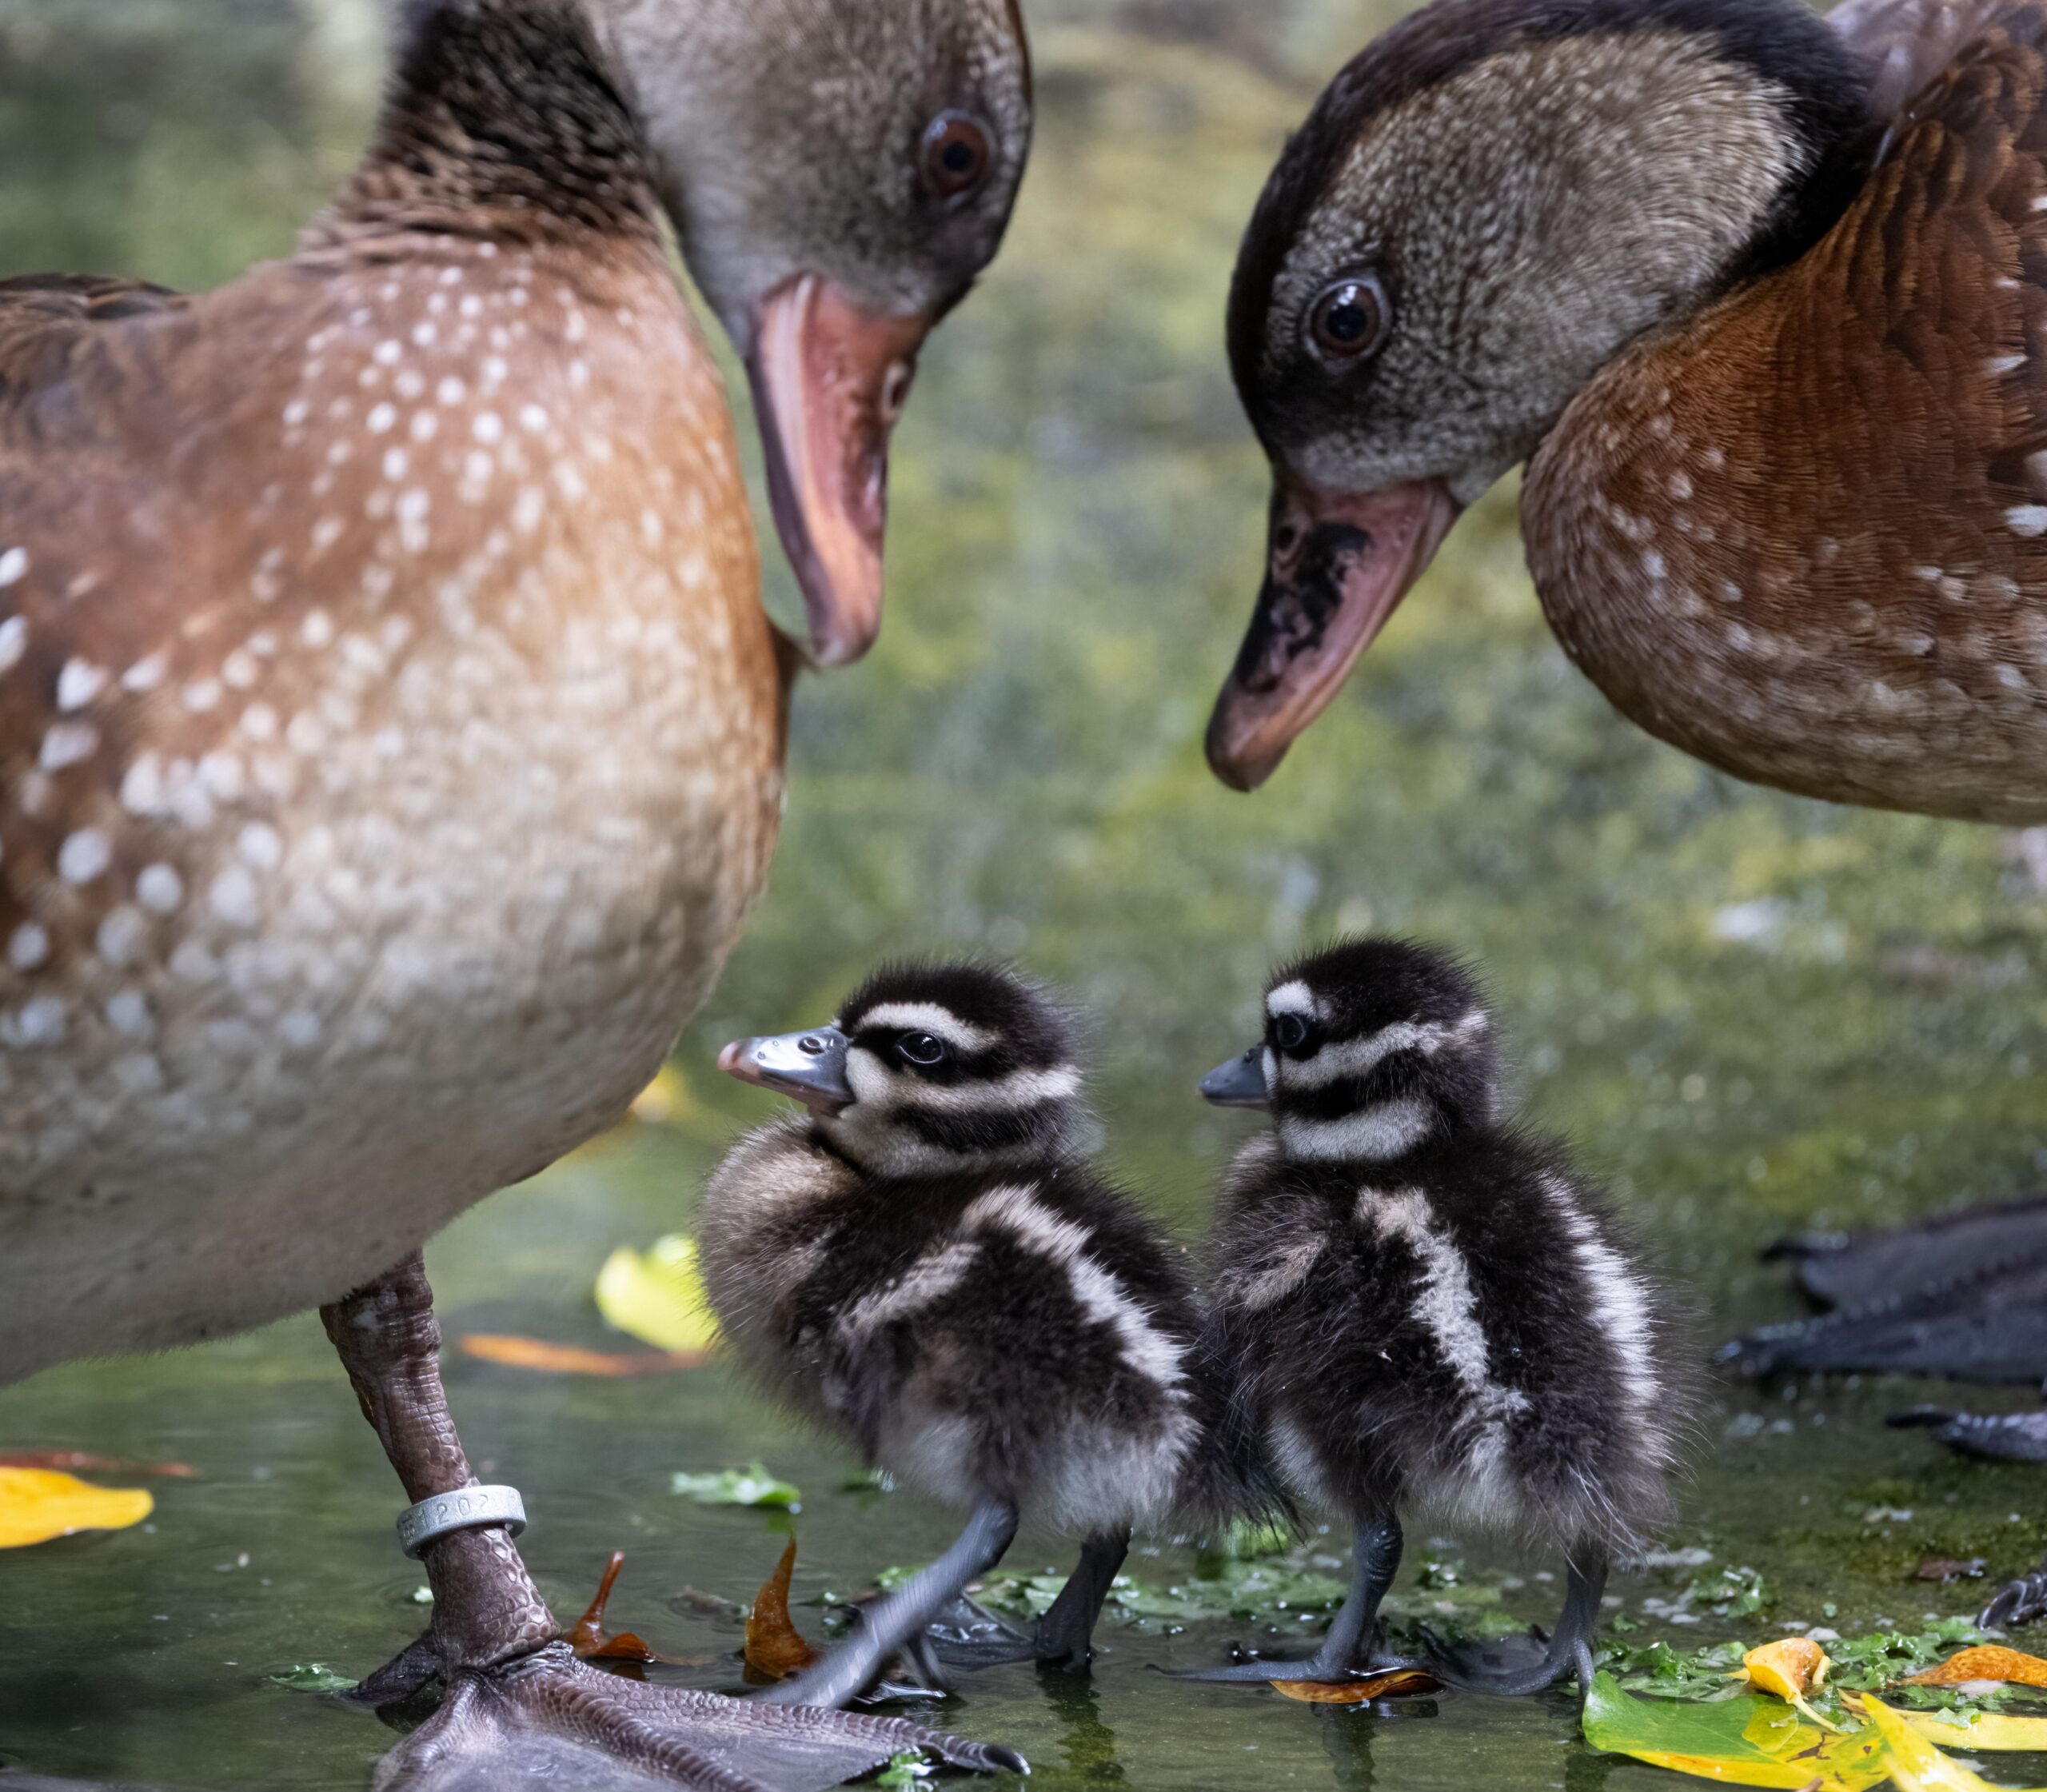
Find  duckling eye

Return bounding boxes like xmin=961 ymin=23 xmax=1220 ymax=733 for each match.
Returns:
xmin=1307 ymin=274 xmax=1388 ymax=365
xmin=1273 ymin=1014 xmax=1310 ymax=1052
xmin=922 ymin=112 xmax=993 ymax=204
xmin=897 ymin=1032 xmax=948 ymax=1068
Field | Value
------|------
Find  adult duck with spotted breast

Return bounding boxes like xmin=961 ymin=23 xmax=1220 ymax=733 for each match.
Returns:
xmin=1207 ymin=0 xmax=2047 ymax=1630
xmin=0 ymin=0 xmax=1031 ymax=1784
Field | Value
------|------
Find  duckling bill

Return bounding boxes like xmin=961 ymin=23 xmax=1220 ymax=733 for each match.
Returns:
xmin=701 ymin=962 xmax=1262 ymax=1704
xmin=1183 ymin=940 xmax=1694 ymax=1698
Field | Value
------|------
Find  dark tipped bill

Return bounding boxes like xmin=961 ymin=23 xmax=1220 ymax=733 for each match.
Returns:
xmin=1207 ymin=474 xmax=1461 ymax=792
xmin=1200 ymin=1046 xmax=1271 ymax=1110
xmin=719 ymin=1024 xmax=855 ymax=1115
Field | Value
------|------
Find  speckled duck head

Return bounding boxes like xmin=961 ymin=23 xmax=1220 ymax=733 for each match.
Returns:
xmin=1203 ymin=939 xmax=1500 ymax=1163
xmin=393 ymin=0 xmax=1032 ymax=666
xmin=1206 ymin=0 xmax=1872 ymax=788
xmin=720 ymin=961 xmax=1083 ymax=1177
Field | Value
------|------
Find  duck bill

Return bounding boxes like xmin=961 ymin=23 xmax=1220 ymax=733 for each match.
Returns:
xmin=1200 ymin=1047 xmax=1271 ymax=1111
xmin=747 ymin=276 xmax=931 ymax=669
xmin=1206 ymin=475 xmax=1462 ymax=792
xmin=718 ymin=1024 xmax=855 ymax=1116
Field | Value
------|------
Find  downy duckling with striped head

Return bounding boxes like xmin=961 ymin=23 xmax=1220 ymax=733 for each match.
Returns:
xmin=701 ymin=962 xmax=1252 ymax=1704
xmin=1183 ymin=939 xmax=1692 ymax=1697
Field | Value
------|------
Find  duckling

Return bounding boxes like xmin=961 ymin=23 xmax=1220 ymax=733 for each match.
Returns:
xmin=704 ymin=962 xmax=1253 ymax=1705
xmin=1180 ymin=939 xmax=1691 ymax=1696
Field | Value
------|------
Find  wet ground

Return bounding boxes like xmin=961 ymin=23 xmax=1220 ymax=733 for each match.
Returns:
xmin=3 ymin=1 xmax=2046 ymax=1786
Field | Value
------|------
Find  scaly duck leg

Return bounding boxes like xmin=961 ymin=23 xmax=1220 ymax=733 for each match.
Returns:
xmin=322 ymin=1256 xmax=1024 ymax=1790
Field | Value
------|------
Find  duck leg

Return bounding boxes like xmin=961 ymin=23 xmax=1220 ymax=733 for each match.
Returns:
xmin=1412 ymin=1550 xmax=1606 ymax=1699
xmin=1164 ymin=1510 xmax=1403 ymax=1683
xmin=322 ymin=1256 xmax=1024 ymax=1790
xmin=761 ymin=1501 xmax=1022 ymax=1710
xmin=924 ymin=1527 xmax=1133 ymax=1673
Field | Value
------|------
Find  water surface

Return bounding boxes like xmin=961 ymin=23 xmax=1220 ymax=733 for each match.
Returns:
xmin=3 ymin=2 xmax=2046 ymax=1786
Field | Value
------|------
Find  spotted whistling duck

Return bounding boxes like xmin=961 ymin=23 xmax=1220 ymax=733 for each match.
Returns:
xmin=1179 ymin=941 xmax=1691 ymax=1698
xmin=705 ymin=962 xmax=1267 ymax=1703
xmin=0 ymin=0 xmax=1031 ymax=1781
xmin=1206 ymin=0 xmax=2047 ymax=817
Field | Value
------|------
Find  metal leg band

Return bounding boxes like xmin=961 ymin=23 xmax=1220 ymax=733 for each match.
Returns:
xmin=396 ymin=1484 xmax=527 ymax=1559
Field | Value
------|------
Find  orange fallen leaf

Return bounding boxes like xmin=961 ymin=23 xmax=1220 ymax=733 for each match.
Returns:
xmin=744 ymin=1538 xmax=818 ymax=1683
xmin=1742 ymin=1638 xmax=1842 ymax=1731
xmin=566 ymin=1551 xmax=660 ymax=1664
xmin=0 ymin=1468 xmax=153 ymax=1549
xmin=458 ymin=1334 xmax=705 ymax=1376
xmin=1905 ymin=1646 xmax=2047 ymax=1690
xmin=1271 ymin=1669 xmax=1442 ymax=1703
xmin=0 ymin=1451 xmax=194 ymax=1479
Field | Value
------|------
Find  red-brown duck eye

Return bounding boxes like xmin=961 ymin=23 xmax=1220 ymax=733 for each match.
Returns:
xmin=922 ymin=111 xmax=993 ymax=204
xmin=1307 ymin=273 xmax=1389 ymax=365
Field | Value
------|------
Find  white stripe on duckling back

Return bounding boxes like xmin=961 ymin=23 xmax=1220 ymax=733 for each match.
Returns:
xmin=963 ymin=1186 xmax=1187 ymax=1393
xmin=1541 ymin=1173 xmax=1664 ymax=1453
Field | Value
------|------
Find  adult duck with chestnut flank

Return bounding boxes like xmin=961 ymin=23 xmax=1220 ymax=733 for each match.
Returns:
xmin=1181 ymin=941 xmax=1693 ymax=1697
xmin=0 ymin=0 xmax=1029 ymax=1783
xmin=1208 ymin=0 xmax=2047 ymax=818
xmin=706 ymin=963 xmax=1269 ymax=1702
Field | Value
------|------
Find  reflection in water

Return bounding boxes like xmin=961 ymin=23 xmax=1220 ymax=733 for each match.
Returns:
xmin=1037 ymin=1666 xmax=1127 ymax=1782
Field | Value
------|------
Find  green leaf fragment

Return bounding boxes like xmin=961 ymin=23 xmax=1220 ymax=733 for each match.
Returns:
xmin=268 ymin=1662 xmax=360 ymax=1693
xmin=874 ymin=1748 xmax=933 ymax=1787
xmin=671 ymin=1464 xmax=802 ymax=1510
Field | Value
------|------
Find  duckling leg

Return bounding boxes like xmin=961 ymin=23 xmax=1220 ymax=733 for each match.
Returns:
xmin=1417 ymin=1550 xmax=1606 ymax=1698
xmin=1163 ymin=1510 xmax=1403 ymax=1683
xmin=1031 ymin=1529 xmax=1131 ymax=1670
xmin=761 ymin=1501 xmax=1022 ymax=1710
xmin=325 ymin=1257 xmax=1025 ymax=1786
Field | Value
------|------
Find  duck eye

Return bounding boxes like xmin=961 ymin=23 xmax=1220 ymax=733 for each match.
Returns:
xmin=1273 ymin=1014 xmax=1310 ymax=1052
xmin=922 ymin=112 xmax=993 ymax=204
xmin=897 ymin=1032 xmax=948 ymax=1068
xmin=1307 ymin=274 xmax=1388 ymax=365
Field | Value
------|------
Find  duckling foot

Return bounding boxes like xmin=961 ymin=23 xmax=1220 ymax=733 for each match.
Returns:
xmin=924 ymin=1529 xmax=1132 ymax=1674
xmin=1407 ymin=1552 xmax=1606 ymax=1701
xmin=1160 ymin=1512 xmax=1403 ymax=1686
xmin=323 ymin=1257 xmax=1027 ymax=1788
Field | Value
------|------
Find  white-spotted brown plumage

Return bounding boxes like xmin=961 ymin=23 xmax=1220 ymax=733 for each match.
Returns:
xmin=0 ymin=0 xmax=1031 ymax=1387
xmin=1180 ymin=940 xmax=1694 ymax=1698
xmin=703 ymin=963 xmax=1267 ymax=1702
xmin=1210 ymin=0 xmax=2047 ymax=823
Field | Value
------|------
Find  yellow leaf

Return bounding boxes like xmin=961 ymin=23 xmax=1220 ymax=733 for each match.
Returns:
xmin=1742 ymin=1638 xmax=1841 ymax=1730
xmin=1901 ymin=1710 xmax=2047 ymax=1753
xmin=1905 ymin=1646 xmax=2047 ymax=1690
xmin=594 ymin=1235 xmax=720 ymax=1355
xmin=628 ymin=1064 xmax=693 ymax=1126
xmin=1860 ymin=1696 xmax=2047 ymax=1792
xmin=1270 ymin=1669 xmax=1442 ymax=1702
xmin=0 ymin=1468 xmax=153 ymax=1549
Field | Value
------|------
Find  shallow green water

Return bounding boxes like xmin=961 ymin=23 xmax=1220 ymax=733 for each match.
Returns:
xmin=4 ymin=2 xmax=2047 ymax=1787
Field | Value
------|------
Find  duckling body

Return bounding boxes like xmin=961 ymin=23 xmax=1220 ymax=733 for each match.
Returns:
xmin=707 ymin=964 xmax=1243 ymax=1701
xmin=1208 ymin=0 xmax=2047 ymax=823
xmin=1185 ymin=940 xmax=1689 ymax=1695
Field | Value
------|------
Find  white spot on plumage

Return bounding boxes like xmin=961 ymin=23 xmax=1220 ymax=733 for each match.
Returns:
xmin=95 ymin=906 xmax=146 ymax=967
xmin=367 ymin=403 xmax=397 ymax=435
xmin=0 ymin=548 xmax=29 ymax=588
xmin=0 ymin=616 xmax=27 ymax=672
xmin=11 ymin=996 xmax=66 ymax=1045
xmin=136 ymin=863 xmax=184 ymax=914
xmin=2006 ymin=505 xmax=2047 ymax=537
xmin=57 ymin=829 xmax=112 ymax=884
xmin=209 ymin=865 xmax=260 ymax=928
xmin=8 ymin=923 xmax=50 ymax=970
xmin=56 ymin=660 xmax=106 ymax=711
xmin=473 ymin=412 xmax=505 ymax=445
xmin=39 ymin=721 xmax=99 ymax=771
xmin=105 ymin=990 xmax=153 ymax=1040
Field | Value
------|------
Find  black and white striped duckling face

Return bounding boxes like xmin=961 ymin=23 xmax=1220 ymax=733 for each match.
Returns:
xmin=1204 ymin=939 xmax=1499 ymax=1162
xmin=720 ymin=963 xmax=1083 ymax=1177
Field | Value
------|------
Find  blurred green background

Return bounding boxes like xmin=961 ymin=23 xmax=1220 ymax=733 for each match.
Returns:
xmin=1 ymin=2 xmax=2045 ymax=1787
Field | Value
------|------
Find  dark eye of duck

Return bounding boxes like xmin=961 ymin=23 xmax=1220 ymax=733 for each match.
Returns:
xmin=1306 ymin=273 xmax=1388 ymax=366
xmin=1272 ymin=1013 xmax=1311 ymax=1052
xmin=896 ymin=1032 xmax=949 ymax=1068
xmin=922 ymin=112 xmax=994 ymax=205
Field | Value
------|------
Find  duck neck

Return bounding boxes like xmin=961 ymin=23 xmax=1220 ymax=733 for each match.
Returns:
xmin=1274 ymin=1098 xmax=1444 ymax=1168
xmin=316 ymin=0 xmax=664 ymax=251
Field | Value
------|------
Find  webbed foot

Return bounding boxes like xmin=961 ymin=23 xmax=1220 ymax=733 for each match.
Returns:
xmin=1981 ymin=1566 xmax=2047 ymax=1630
xmin=370 ymin=1642 xmax=1026 ymax=1791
